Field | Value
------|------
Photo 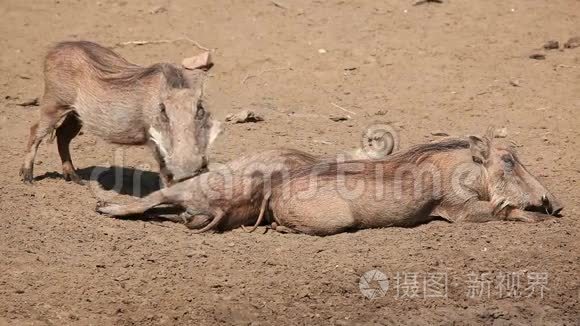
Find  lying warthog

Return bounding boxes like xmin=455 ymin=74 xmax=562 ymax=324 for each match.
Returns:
xmin=258 ymin=129 xmax=563 ymax=235
xmin=96 ymin=129 xmax=398 ymax=232
xmin=20 ymin=41 xmax=221 ymax=185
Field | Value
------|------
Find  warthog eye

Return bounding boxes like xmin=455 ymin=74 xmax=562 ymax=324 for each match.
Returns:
xmin=195 ymin=101 xmax=205 ymax=120
xmin=501 ymin=154 xmax=515 ymax=170
xmin=159 ymin=103 xmax=169 ymax=122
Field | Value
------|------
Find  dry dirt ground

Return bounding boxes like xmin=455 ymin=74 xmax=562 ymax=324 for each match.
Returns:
xmin=1 ymin=0 xmax=579 ymax=325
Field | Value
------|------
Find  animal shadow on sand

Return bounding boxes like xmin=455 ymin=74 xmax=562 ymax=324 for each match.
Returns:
xmin=35 ymin=166 xmax=188 ymax=223
xmin=34 ymin=165 xmax=161 ymax=197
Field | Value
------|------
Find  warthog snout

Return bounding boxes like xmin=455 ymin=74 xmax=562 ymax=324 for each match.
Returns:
xmin=526 ymin=193 xmax=564 ymax=216
xmin=168 ymin=155 xmax=209 ymax=183
xmin=543 ymin=194 xmax=564 ymax=216
xmin=150 ymin=88 xmax=222 ymax=185
xmin=511 ymin=157 xmax=564 ymax=216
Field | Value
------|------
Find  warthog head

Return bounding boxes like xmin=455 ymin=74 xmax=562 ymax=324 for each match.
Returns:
xmin=469 ymin=130 xmax=563 ymax=216
xmin=149 ymin=88 xmax=222 ymax=183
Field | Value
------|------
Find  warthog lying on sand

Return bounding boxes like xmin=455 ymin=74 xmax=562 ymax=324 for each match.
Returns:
xmin=20 ymin=41 xmax=221 ymax=185
xmin=96 ymin=130 xmax=398 ymax=232
xmin=260 ymin=129 xmax=563 ymax=235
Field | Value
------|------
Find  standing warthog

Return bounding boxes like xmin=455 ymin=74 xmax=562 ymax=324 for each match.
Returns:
xmin=260 ymin=129 xmax=563 ymax=235
xmin=95 ymin=129 xmax=399 ymax=232
xmin=20 ymin=41 xmax=222 ymax=185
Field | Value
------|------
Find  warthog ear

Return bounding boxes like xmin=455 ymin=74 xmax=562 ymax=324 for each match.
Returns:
xmin=468 ymin=135 xmax=490 ymax=164
xmin=181 ymin=68 xmax=207 ymax=90
xmin=484 ymin=126 xmax=496 ymax=142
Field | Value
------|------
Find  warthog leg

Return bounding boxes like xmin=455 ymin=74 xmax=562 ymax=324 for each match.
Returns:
xmin=241 ymin=192 xmax=270 ymax=233
xmin=270 ymin=222 xmax=298 ymax=234
xmin=96 ymin=178 xmax=199 ymax=217
xmin=96 ymin=189 xmax=168 ymax=216
xmin=506 ymin=209 xmax=554 ymax=222
xmin=176 ymin=208 xmax=212 ymax=229
xmin=154 ymin=211 xmax=212 ymax=229
xmin=56 ymin=113 xmax=83 ymax=184
xmin=441 ymin=200 xmax=556 ymax=223
xmin=460 ymin=201 xmax=505 ymax=223
xmin=184 ymin=214 xmax=212 ymax=230
xmin=20 ymin=100 xmax=68 ymax=183
xmin=190 ymin=209 xmax=224 ymax=234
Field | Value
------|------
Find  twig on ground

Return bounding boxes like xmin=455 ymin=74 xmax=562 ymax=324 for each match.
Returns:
xmin=181 ymin=37 xmax=211 ymax=51
xmin=241 ymin=67 xmax=291 ymax=85
xmin=414 ymin=0 xmax=443 ymax=5
xmin=115 ymin=37 xmax=211 ymax=51
xmin=313 ymin=140 xmax=333 ymax=145
xmin=16 ymin=98 xmax=39 ymax=107
xmin=270 ymin=0 xmax=288 ymax=9
xmin=331 ymin=102 xmax=356 ymax=115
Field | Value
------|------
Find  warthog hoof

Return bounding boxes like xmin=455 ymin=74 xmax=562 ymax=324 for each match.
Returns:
xmin=95 ymin=201 xmax=121 ymax=216
xmin=63 ymin=170 xmax=84 ymax=185
xmin=184 ymin=214 xmax=212 ymax=230
xmin=19 ymin=167 xmax=33 ymax=184
xmin=271 ymin=222 xmax=297 ymax=234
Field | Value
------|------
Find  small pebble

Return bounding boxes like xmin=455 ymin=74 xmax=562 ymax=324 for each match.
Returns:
xmin=543 ymin=40 xmax=559 ymax=50
xmin=225 ymin=110 xmax=264 ymax=123
xmin=509 ymin=80 xmax=521 ymax=87
xmin=495 ymin=127 xmax=508 ymax=138
xmin=564 ymin=36 xmax=580 ymax=49
xmin=181 ymin=52 xmax=212 ymax=70
xmin=329 ymin=115 xmax=350 ymax=122
xmin=149 ymin=6 xmax=167 ymax=14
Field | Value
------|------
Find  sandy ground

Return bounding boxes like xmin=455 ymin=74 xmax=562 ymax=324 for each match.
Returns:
xmin=0 ymin=0 xmax=579 ymax=324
